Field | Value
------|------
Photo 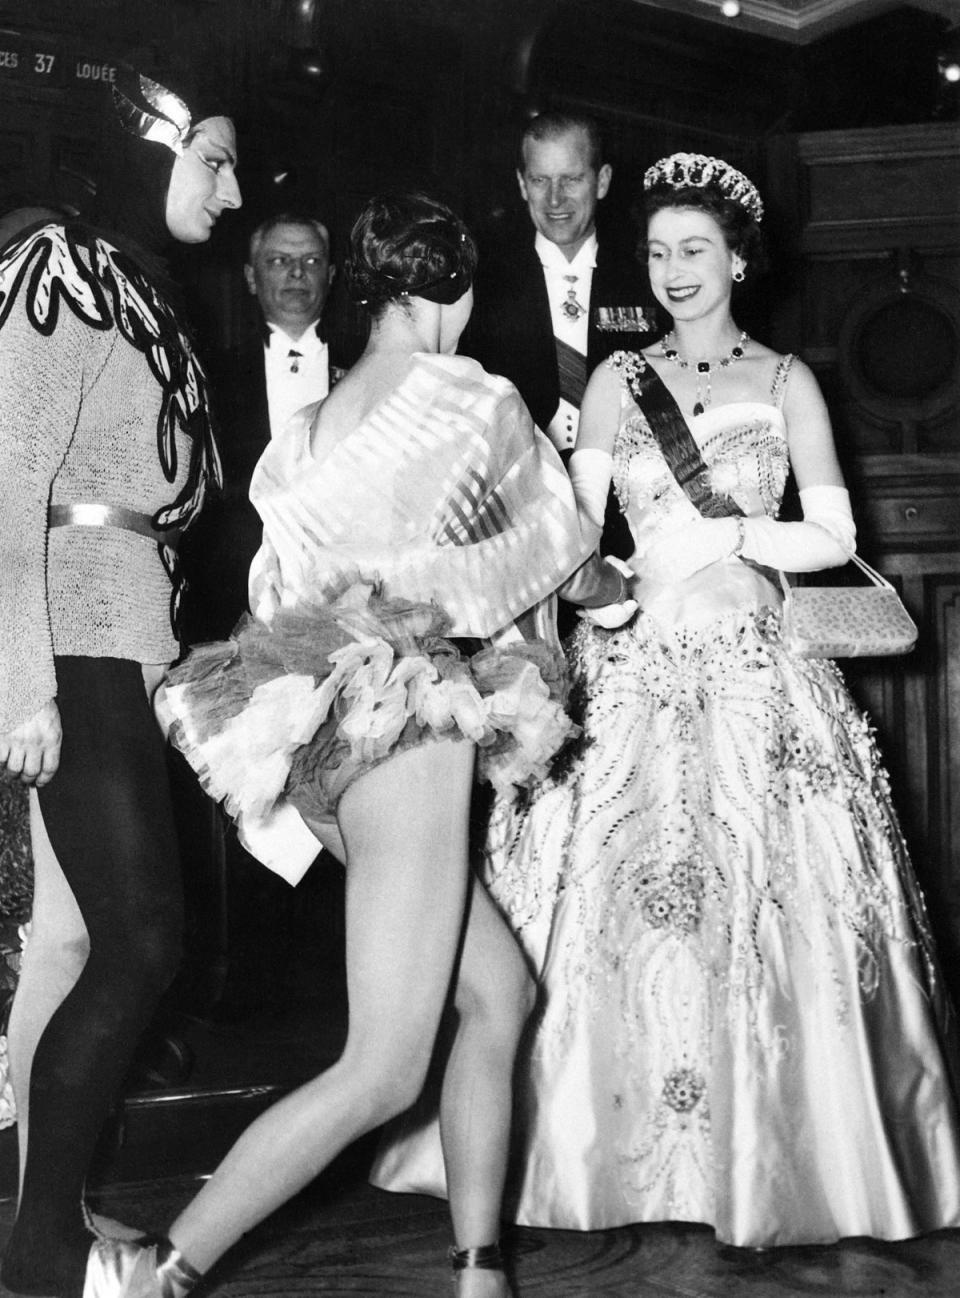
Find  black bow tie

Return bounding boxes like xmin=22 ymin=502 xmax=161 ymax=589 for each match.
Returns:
xmin=288 ymin=349 xmax=302 ymax=373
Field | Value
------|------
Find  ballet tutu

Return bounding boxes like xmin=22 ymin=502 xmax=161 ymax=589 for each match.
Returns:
xmin=160 ymin=580 xmax=576 ymax=831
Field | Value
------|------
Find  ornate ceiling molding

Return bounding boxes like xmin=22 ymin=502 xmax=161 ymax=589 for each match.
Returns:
xmin=631 ymin=0 xmax=957 ymax=43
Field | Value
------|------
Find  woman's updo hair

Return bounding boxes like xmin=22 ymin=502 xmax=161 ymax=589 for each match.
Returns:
xmin=348 ymin=191 xmax=478 ymax=313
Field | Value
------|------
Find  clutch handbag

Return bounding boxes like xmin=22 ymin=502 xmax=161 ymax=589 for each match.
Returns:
xmin=779 ymin=553 xmax=918 ymax=659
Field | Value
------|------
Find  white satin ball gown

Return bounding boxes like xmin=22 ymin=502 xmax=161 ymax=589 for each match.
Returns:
xmin=371 ymin=352 xmax=960 ymax=1248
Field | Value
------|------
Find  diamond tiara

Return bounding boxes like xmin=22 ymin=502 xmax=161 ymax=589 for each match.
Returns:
xmin=643 ymin=153 xmax=764 ymax=223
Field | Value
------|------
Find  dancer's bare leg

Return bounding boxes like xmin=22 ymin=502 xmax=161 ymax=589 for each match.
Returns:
xmin=167 ymin=738 xmax=476 ymax=1271
xmin=441 ymin=879 xmax=534 ymax=1296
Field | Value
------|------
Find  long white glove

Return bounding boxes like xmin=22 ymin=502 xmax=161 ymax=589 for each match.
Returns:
xmin=562 ymin=450 xmax=638 ymax=626
xmin=740 ymin=485 xmax=855 ymax=570
xmin=567 ymin=448 xmax=613 ymax=529
xmin=636 ymin=485 xmax=856 ymax=584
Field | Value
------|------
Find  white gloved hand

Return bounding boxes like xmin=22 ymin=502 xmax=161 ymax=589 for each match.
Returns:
xmin=634 ymin=516 xmax=740 ymax=583
xmin=739 ymin=485 xmax=855 ymax=572
xmin=577 ymin=556 xmax=639 ymax=627
xmin=633 ymin=486 xmax=856 ymax=584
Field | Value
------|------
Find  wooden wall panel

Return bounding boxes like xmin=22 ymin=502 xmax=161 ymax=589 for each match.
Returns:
xmin=770 ymin=123 xmax=960 ymax=989
xmin=933 ymin=580 xmax=960 ymax=915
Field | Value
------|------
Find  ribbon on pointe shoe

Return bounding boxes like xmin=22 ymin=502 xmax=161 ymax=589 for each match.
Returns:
xmin=449 ymin=1241 xmax=504 ymax=1271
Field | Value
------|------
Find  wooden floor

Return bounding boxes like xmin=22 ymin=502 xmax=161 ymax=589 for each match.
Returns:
xmin=3 ymin=1166 xmax=960 ymax=1297
xmin=2 ymin=989 xmax=960 ymax=1298
xmin=2 ymin=843 xmax=960 ymax=1296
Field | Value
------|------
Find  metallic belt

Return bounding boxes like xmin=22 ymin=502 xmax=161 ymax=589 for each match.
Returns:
xmin=48 ymin=503 xmax=182 ymax=548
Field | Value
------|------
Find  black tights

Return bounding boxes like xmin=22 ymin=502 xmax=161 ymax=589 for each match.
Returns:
xmin=2 ymin=658 xmax=184 ymax=1296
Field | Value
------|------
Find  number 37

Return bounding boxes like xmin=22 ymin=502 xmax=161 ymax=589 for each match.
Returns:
xmin=34 ymin=53 xmax=54 ymax=75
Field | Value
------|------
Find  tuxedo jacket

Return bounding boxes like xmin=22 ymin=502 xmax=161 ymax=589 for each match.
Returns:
xmin=461 ymin=233 xmax=661 ymax=564
xmin=181 ymin=329 xmax=343 ymax=644
xmin=461 ymin=233 xmax=659 ymax=435
xmin=179 ymin=337 xmax=271 ymax=644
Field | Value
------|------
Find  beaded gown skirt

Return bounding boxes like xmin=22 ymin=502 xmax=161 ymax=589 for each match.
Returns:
xmin=370 ymin=393 xmax=960 ymax=1247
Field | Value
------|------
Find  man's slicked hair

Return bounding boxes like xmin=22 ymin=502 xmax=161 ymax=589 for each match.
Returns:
xmin=517 ymin=111 xmax=605 ymax=174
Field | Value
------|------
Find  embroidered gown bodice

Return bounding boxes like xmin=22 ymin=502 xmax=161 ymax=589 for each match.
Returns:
xmin=610 ymin=353 xmax=791 ymax=631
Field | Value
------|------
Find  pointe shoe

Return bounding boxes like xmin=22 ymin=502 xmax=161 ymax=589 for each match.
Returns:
xmin=83 ymin=1237 xmax=201 ymax=1298
xmin=449 ymin=1242 xmax=514 ymax=1296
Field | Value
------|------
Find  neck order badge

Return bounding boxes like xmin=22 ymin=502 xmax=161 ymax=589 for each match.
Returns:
xmin=561 ymin=274 xmax=587 ymax=321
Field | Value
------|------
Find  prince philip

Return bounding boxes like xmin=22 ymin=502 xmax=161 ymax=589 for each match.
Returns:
xmin=463 ymin=109 xmax=659 ymax=461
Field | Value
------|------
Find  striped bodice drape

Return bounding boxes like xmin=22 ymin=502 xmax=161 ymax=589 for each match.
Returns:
xmin=248 ymin=352 xmax=599 ymax=642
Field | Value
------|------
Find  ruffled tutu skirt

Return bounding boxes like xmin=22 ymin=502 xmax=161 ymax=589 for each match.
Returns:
xmin=160 ymin=580 xmax=575 ymax=848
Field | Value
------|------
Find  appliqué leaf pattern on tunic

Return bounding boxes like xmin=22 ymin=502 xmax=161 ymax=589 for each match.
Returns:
xmin=0 ymin=223 xmax=220 ymax=632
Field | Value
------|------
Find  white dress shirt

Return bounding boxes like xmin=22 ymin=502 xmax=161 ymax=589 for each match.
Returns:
xmin=536 ymin=231 xmax=597 ymax=452
xmin=264 ymin=322 xmax=330 ymax=440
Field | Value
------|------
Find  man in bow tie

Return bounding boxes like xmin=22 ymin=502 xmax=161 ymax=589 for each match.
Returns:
xmin=243 ymin=213 xmax=338 ymax=442
xmin=178 ymin=213 xmax=341 ymax=1020
xmin=183 ymin=211 xmax=339 ymax=643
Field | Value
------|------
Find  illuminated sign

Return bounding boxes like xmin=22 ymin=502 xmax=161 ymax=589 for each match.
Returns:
xmin=0 ymin=33 xmax=120 ymax=92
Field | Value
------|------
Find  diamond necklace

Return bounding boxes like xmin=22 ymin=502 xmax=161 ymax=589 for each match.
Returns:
xmin=661 ymin=329 xmax=749 ymax=415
